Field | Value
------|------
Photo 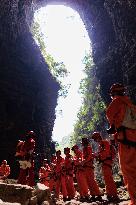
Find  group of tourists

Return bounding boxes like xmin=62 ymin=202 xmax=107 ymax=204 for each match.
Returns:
xmin=0 ymin=83 xmax=136 ymax=205
xmin=37 ymin=135 xmax=119 ymax=203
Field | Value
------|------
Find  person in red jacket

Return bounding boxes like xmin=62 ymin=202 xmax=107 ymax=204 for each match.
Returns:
xmin=82 ymin=137 xmax=102 ymax=202
xmin=92 ymin=132 xmax=119 ymax=202
xmin=15 ymin=139 xmax=27 ymax=185
xmin=71 ymin=145 xmax=89 ymax=202
xmin=106 ymin=83 xmax=136 ymax=205
xmin=39 ymin=159 xmax=50 ymax=187
xmin=64 ymin=147 xmax=75 ymax=200
xmin=0 ymin=160 xmax=10 ymax=180
xmin=17 ymin=130 xmax=36 ymax=187
xmin=55 ymin=150 xmax=68 ymax=201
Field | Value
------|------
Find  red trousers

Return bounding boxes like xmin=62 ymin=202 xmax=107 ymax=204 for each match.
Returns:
xmin=27 ymin=166 xmax=35 ymax=187
xmin=49 ymin=178 xmax=56 ymax=192
xmin=119 ymin=143 xmax=136 ymax=205
xmin=76 ymin=170 xmax=88 ymax=197
xmin=17 ymin=167 xmax=35 ymax=187
xmin=84 ymin=167 xmax=101 ymax=196
xmin=102 ymin=163 xmax=117 ymax=196
xmin=55 ymin=175 xmax=67 ymax=198
xmin=65 ymin=175 xmax=75 ymax=199
xmin=17 ymin=168 xmax=27 ymax=185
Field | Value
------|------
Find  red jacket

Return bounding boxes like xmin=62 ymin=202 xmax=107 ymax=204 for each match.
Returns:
xmin=73 ymin=149 xmax=84 ymax=172
xmin=24 ymin=138 xmax=35 ymax=154
xmin=98 ymin=140 xmax=112 ymax=162
xmin=55 ymin=156 xmax=65 ymax=176
xmin=106 ymin=95 xmax=136 ymax=143
xmin=83 ymin=145 xmax=94 ymax=168
xmin=65 ymin=154 xmax=74 ymax=176
xmin=0 ymin=165 xmax=10 ymax=178
xmin=39 ymin=165 xmax=51 ymax=180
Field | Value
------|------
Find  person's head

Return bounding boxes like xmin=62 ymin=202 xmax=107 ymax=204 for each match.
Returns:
xmin=82 ymin=137 xmax=89 ymax=147
xmin=56 ymin=150 xmax=61 ymax=157
xmin=17 ymin=140 xmax=24 ymax=147
xmin=26 ymin=130 xmax=36 ymax=140
xmin=109 ymin=83 xmax=125 ymax=98
xmin=2 ymin=160 xmax=7 ymax=166
xmin=92 ymin=132 xmax=102 ymax=142
xmin=71 ymin=145 xmax=79 ymax=153
xmin=51 ymin=155 xmax=56 ymax=163
xmin=43 ymin=159 xmax=48 ymax=167
xmin=64 ymin=147 xmax=70 ymax=155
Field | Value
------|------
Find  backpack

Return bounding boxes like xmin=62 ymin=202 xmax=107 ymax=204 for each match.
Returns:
xmin=122 ymin=105 xmax=136 ymax=129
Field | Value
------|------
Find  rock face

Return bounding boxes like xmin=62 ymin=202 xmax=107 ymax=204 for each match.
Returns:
xmin=0 ymin=0 xmax=59 ymax=177
xmin=0 ymin=180 xmax=130 ymax=205
xmin=0 ymin=182 xmax=51 ymax=205
xmin=0 ymin=0 xmax=136 ymax=177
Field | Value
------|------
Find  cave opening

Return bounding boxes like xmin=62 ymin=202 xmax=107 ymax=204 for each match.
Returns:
xmin=32 ymin=5 xmax=91 ymax=147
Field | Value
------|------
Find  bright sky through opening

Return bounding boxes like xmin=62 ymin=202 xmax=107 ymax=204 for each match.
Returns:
xmin=34 ymin=5 xmax=91 ymax=142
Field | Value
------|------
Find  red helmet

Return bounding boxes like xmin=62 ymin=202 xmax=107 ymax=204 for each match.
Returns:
xmin=92 ymin=132 xmax=101 ymax=140
xmin=71 ymin=145 xmax=78 ymax=151
xmin=110 ymin=83 xmax=125 ymax=95
xmin=64 ymin=147 xmax=70 ymax=154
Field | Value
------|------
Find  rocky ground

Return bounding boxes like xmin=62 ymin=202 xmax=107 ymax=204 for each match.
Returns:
xmin=55 ymin=200 xmax=130 ymax=205
xmin=0 ymin=180 xmax=130 ymax=205
xmin=45 ymin=185 xmax=130 ymax=205
xmin=0 ymin=199 xmax=131 ymax=205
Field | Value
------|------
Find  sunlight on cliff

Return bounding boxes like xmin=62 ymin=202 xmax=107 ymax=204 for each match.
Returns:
xmin=34 ymin=5 xmax=91 ymax=143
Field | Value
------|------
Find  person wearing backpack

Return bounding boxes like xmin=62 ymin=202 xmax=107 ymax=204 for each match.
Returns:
xmin=92 ymin=132 xmax=119 ymax=203
xmin=64 ymin=147 xmax=75 ymax=201
xmin=55 ymin=150 xmax=68 ymax=201
xmin=106 ymin=83 xmax=136 ymax=205
xmin=39 ymin=159 xmax=51 ymax=187
xmin=71 ymin=145 xmax=89 ymax=202
xmin=82 ymin=137 xmax=102 ymax=202
xmin=17 ymin=131 xmax=36 ymax=186
xmin=0 ymin=160 xmax=10 ymax=180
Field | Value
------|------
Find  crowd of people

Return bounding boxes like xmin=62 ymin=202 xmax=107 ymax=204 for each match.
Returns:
xmin=37 ymin=135 xmax=119 ymax=203
xmin=0 ymin=83 xmax=136 ymax=205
